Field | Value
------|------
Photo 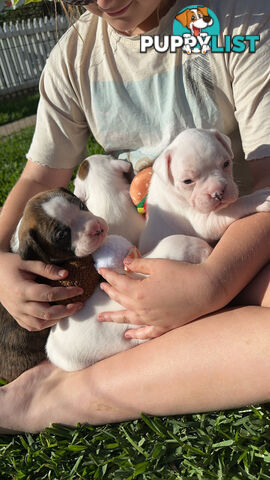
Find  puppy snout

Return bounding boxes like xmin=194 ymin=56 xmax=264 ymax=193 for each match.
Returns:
xmin=88 ymin=221 xmax=105 ymax=237
xmin=203 ymin=15 xmax=212 ymax=23
xmin=211 ymin=188 xmax=225 ymax=201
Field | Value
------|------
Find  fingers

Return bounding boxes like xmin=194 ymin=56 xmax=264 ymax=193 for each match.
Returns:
xmin=97 ymin=309 xmax=166 ymax=340
xmin=98 ymin=309 xmax=143 ymax=325
xmin=20 ymin=259 xmax=69 ymax=280
xmin=15 ymin=301 xmax=83 ymax=331
xmin=24 ymin=283 xmax=83 ymax=303
xmin=123 ymin=257 xmax=154 ymax=275
xmin=98 ymin=268 xmax=140 ymax=294
xmin=124 ymin=325 xmax=168 ymax=340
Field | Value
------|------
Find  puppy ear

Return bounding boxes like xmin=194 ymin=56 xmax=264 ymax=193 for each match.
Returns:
xmin=74 ymin=159 xmax=90 ymax=202
xmin=198 ymin=6 xmax=209 ymax=17
xmin=212 ymin=130 xmax=234 ymax=159
xmin=19 ymin=229 xmax=51 ymax=263
xmin=153 ymin=151 xmax=173 ymax=184
xmin=111 ymin=160 xmax=131 ymax=173
xmin=74 ymin=176 xmax=87 ymax=202
xmin=175 ymin=10 xmax=189 ymax=28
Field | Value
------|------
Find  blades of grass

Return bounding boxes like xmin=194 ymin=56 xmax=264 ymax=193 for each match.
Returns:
xmin=120 ymin=426 xmax=148 ymax=458
xmin=212 ymin=439 xmax=234 ymax=448
xmin=69 ymin=454 xmax=84 ymax=477
xmin=140 ymin=414 xmax=166 ymax=438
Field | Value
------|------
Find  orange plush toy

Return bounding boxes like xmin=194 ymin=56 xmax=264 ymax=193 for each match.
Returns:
xmin=129 ymin=167 xmax=153 ymax=216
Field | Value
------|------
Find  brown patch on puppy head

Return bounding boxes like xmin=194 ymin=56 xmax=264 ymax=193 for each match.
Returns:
xmin=78 ymin=159 xmax=90 ymax=180
xmin=197 ymin=6 xmax=210 ymax=18
xmin=18 ymin=188 xmax=81 ymax=263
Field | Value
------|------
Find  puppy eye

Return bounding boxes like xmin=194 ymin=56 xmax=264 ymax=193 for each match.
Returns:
xmin=79 ymin=201 xmax=88 ymax=211
xmin=198 ymin=13 xmax=203 ymax=18
xmin=191 ymin=15 xmax=196 ymax=20
xmin=54 ymin=228 xmax=69 ymax=243
xmin=183 ymin=179 xmax=193 ymax=185
xmin=223 ymin=161 xmax=230 ymax=168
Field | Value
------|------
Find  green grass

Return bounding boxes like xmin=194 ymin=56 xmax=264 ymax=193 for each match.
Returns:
xmin=0 ymin=127 xmax=270 ymax=479
xmin=0 ymin=127 xmax=104 ymax=206
xmin=0 ymin=92 xmax=40 ymax=126
xmin=1 ymin=408 xmax=270 ymax=479
xmin=0 ymin=126 xmax=35 ymax=205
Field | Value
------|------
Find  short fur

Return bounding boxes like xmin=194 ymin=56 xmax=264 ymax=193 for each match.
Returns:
xmin=0 ymin=188 xmax=101 ymax=381
xmin=139 ymin=128 xmax=270 ymax=254
xmin=74 ymin=155 xmax=145 ymax=245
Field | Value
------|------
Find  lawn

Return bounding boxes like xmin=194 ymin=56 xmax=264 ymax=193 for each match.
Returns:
xmin=0 ymin=127 xmax=270 ymax=479
xmin=0 ymin=92 xmax=40 ymax=126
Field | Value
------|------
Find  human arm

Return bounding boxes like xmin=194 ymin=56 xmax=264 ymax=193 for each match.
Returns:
xmin=0 ymin=160 xmax=84 ymax=331
xmin=97 ymin=159 xmax=270 ymax=339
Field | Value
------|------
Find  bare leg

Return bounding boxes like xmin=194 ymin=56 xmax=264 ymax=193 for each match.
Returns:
xmin=0 ymin=305 xmax=270 ymax=433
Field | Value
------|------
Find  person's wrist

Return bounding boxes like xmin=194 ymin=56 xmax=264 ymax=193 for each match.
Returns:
xmin=195 ymin=261 xmax=226 ymax=316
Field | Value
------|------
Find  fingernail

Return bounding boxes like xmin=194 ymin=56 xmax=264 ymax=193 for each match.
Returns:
xmin=76 ymin=288 xmax=84 ymax=295
xmin=98 ymin=314 xmax=104 ymax=321
xmin=100 ymin=283 xmax=105 ymax=290
xmin=66 ymin=287 xmax=83 ymax=295
xmin=67 ymin=302 xmax=83 ymax=310
xmin=58 ymin=269 xmax=68 ymax=277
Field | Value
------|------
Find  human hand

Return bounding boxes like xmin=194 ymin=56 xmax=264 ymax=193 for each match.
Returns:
xmin=0 ymin=252 xmax=83 ymax=331
xmin=98 ymin=257 xmax=214 ymax=340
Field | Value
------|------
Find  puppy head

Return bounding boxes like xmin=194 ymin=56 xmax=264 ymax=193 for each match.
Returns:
xmin=176 ymin=7 xmax=212 ymax=28
xmin=16 ymin=188 xmax=108 ymax=261
xmin=154 ymin=129 xmax=239 ymax=214
xmin=74 ymin=155 xmax=131 ymax=203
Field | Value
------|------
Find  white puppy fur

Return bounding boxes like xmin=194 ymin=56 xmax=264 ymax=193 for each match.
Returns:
xmin=44 ymin=129 xmax=270 ymax=371
xmin=46 ymin=149 xmax=214 ymax=371
xmin=140 ymin=128 xmax=270 ymax=254
xmin=74 ymin=155 xmax=145 ymax=246
xmin=46 ymin=233 xmax=205 ymax=371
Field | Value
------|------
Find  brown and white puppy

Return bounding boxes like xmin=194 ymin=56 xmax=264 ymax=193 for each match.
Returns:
xmin=0 ymin=188 xmax=105 ymax=381
xmin=11 ymin=188 xmax=108 ymax=262
xmin=74 ymin=155 xmax=145 ymax=246
xmin=0 ymin=187 xmax=212 ymax=377
xmin=175 ymin=7 xmax=213 ymax=37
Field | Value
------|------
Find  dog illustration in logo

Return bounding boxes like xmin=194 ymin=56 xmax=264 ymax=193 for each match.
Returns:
xmin=175 ymin=6 xmax=213 ymax=54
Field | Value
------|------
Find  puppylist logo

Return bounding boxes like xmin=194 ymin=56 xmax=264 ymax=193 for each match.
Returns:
xmin=140 ymin=5 xmax=260 ymax=55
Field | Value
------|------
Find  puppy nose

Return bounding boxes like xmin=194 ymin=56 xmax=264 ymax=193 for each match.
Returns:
xmin=93 ymin=225 xmax=104 ymax=236
xmin=203 ymin=15 xmax=212 ymax=22
xmin=211 ymin=188 xmax=225 ymax=201
xmin=87 ymin=221 xmax=104 ymax=236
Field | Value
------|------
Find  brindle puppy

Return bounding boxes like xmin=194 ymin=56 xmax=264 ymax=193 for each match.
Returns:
xmin=0 ymin=188 xmax=103 ymax=381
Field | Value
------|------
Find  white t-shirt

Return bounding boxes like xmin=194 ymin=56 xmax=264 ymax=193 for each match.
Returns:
xmin=27 ymin=0 xmax=270 ymax=192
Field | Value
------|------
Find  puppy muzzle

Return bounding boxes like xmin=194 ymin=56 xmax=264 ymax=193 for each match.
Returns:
xmin=211 ymin=189 xmax=225 ymax=202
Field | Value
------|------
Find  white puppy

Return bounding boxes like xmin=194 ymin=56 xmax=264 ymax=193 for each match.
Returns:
xmin=46 ymin=232 xmax=210 ymax=371
xmin=74 ymin=155 xmax=145 ymax=246
xmin=140 ymin=128 xmax=270 ymax=254
xmin=45 ymin=158 xmax=210 ymax=371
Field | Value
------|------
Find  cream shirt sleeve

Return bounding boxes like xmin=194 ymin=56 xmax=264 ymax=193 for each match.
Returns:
xmin=26 ymin=56 xmax=90 ymax=169
xmin=228 ymin=7 xmax=270 ymax=161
